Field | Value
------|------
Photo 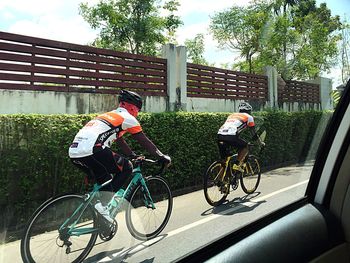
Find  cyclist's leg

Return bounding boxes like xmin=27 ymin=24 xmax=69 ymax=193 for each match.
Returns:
xmin=219 ymin=135 xmax=247 ymax=172
xmin=71 ymin=153 xmax=113 ymax=204
xmin=109 ymin=151 xmax=132 ymax=192
xmin=217 ymin=134 xmax=232 ymax=162
xmin=231 ymin=136 xmax=248 ymax=164
xmin=71 ymin=158 xmax=95 ymax=183
xmin=217 ymin=135 xmax=232 ymax=181
xmin=90 ymin=147 xmax=132 ymax=203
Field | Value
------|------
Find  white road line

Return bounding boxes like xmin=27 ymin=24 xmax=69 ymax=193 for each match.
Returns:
xmin=166 ymin=179 xmax=309 ymax=237
xmin=99 ymin=179 xmax=309 ymax=262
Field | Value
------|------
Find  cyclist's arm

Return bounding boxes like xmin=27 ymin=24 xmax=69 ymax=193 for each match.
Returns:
xmin=249 ymin=126 xmax=257 ymax=139
xmin=250 ymin=126 xmax=264 ymax=146
xmin=116 ymin=137 xmax=135 ymax=157
xmin=131 ymin=132 xmax=167 ymax=159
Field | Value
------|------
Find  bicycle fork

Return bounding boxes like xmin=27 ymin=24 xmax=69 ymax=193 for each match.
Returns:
xmin=123 ymin=172 xmax=156 ymax=210
xmin=139 ymin=178 xmax=156 ymax=209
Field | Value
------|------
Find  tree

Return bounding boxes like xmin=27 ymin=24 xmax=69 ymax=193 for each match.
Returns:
xmin=210 ymin=2 xmax=270 ymax=73
xmin=79 ymin=0 xmax=182 ymax=56
xmin=290 ymin=2 xmax=342 ymax=79
xmin=184 ymin=33 xmax=209 ymax=65
xmin=210 ymin=0 xmax=342 ymax=80
xmin=339 ymin=21 xmax=350 ymax=84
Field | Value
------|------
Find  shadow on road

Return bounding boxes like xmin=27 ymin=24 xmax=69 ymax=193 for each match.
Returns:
xmin=83 ymin=234 xmax=167 ymax=263
xmin=201 ymin=192 xmax=266 ymax=216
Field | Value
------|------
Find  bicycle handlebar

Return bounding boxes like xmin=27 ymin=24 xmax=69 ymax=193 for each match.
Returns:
xmin=247 ymin=142 xmax=266 ymax=156
xmin=130 ymin=157 xmax=168 ymax=176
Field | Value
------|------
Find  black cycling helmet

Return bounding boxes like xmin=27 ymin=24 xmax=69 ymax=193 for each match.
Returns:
xmin=238 ymin=102 xmax=253 ymax=114
xmin=118 ymin=90 xmax=143 ymax=110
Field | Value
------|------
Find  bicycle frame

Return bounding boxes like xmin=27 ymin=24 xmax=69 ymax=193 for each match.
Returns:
xmin=218 ymin=130 xmax=265 ymax=183
xmin=58 ymin=183 xmax=106 ymax=237
xmin=59 ymin=164 xmax=155 ymax=237
xmin=217 ymin=155 xmax=233 ymax=181
xmin=109 ymin=165 xmax=155 ymax=217
xmin=217 ymin=152 xmax=253 ymax=183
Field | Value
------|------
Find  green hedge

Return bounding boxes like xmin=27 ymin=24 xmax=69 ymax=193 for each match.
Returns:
xmin=0 ymin=110 xmax=330 ymax=239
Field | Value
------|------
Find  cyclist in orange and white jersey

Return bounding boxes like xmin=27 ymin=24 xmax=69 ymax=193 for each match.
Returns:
xmin=69 ymin=90 xmax=171 ymax=223
xmin=217 ymin=102 xmax=264 ymax=172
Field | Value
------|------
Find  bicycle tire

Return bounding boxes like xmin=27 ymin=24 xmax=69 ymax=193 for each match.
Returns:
xmin=21 ymin=194 xmax=98 ymax=263
xmin=204 ymin=161 xmax=229 ymax=207
xmin=240 ymin=155 xmax=261 ymax=194
xmin=125 ymin=176 xmax=173 ymax=240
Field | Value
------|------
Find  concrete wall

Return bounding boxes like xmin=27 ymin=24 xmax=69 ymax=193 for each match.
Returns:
xmin=0 ymin=90 xmax=167 ymax=114
xmin=187 ymin=97 xmax=267 ymax=112
xmin=308 ymin=77 xmax=333 ymax=110
xmin=279 ymin=102 xmax=321 ymax=112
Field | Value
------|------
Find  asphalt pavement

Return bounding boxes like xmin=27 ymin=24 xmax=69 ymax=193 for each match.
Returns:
xmin=0 ymin=162 xmax=313 ymax=263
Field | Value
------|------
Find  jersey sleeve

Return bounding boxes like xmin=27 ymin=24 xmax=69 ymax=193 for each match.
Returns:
xmin=122 ymin=116 xmax=143 ymax=134
xmin=247 ymin=115 xmax=255 ymax=127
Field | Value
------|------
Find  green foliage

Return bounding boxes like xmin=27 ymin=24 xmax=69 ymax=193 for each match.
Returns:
xmin=210 ymin=0 xmax=342 ymax=80
xmin=79 ymin=0 xmax=182 ymax=55
xmin=0 ymin=111 xmax=329 ymax=235
xmin=210 ymin=2 xmax=271 ymax=73
xmin=340 ymin=20 xmax=350 ymax=84
xmin=184 ymin=33 xmax=209 ymax=65
xmin=0 ymin=114 xmax=93 ymax=234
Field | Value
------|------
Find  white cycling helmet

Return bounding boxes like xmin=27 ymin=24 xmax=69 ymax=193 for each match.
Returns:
xmin=238 ymin=102 xmax=252 ymax=113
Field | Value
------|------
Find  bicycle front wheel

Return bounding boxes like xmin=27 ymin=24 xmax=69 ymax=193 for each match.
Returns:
xmin=21 ymin=194 xmax=98 ymax=263
xmin=240 ymin=156 xmax=261 ymax=194
xmin=126 ymin=176 xmax=173 ymax=240
xmin=204 ymin=161 xmax=229 ymax=207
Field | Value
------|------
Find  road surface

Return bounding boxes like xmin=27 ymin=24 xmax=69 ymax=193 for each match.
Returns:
xmin=0 ymin=162 xmax=313 ymax=263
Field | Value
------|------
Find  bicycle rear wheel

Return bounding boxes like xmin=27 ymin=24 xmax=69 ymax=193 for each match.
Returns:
xmin=126 ymin=176 xmax=173 ymax=240
xmin=240 ymin=156 xmax=261 ymax=194
xmin=204 ymin=161 xmax=229 ymax=207
xmin=21 ymin=194 xmax=98 ymax=263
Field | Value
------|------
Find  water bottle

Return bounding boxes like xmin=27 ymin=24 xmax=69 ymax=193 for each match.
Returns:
xmin=109 ymin=189 xmax=125 ymax=217
xmin=114 ymin=188 xmax=125 ymax=204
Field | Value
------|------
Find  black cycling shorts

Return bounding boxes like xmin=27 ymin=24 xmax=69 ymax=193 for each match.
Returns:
xmin=217 ymin=134 xmax=248 ymax=159
xmin=70 ymin=147 xmax=132 ymax=194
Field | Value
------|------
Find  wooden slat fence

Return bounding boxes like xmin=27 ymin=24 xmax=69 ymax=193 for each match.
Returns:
xmin=0 ymin=31 xmax=167 ymax=96
xmin=279 ymin=80 xmax=320 ymax=103
xmin=187 ymin=63 xmax=268 ymax=101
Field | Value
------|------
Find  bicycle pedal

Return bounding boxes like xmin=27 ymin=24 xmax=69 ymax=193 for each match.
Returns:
xmin=231 ymin=180 xmax=239 ymax=190
xmin=220 ymin=184 xmax=229 ymax=194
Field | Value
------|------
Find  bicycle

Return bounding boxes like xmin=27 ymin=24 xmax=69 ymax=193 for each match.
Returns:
xmin=20 ymin=157 xmax=172 ymax=263
xmin=204 ymin=131 xmax=266 ymax=207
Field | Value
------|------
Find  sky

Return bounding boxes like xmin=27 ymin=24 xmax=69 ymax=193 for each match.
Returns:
xmin=0 ymin=0 xmax=349 ymax=86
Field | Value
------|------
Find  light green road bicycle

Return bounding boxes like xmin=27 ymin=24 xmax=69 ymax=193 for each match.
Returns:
xmin=20 ymin=158 xmax=172 ymax=263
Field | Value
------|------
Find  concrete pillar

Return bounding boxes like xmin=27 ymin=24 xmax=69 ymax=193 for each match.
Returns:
xmin=264 ymin=66 xmax=278 ymax=109
xmin=176 ymin=46 xmax=187 ymax=111
xmin=162 ymin=43 xmax=177 ymax=111
xmin=308 ymin=77 xmax=333 ymax=110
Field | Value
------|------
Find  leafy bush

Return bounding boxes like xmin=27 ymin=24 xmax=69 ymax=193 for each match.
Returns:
xmin=0 ymin=110 xmax=330 ymax=238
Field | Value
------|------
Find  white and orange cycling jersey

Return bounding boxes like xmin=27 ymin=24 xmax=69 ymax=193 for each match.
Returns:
xmin=69 ymin=107 xmax=142 ymax=158
xmin=218 ymin=112 xmax=255 ymax=136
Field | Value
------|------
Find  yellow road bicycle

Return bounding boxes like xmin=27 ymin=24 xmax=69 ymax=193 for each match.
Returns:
xmin=204 ymin=131 xmax=266 ymax=207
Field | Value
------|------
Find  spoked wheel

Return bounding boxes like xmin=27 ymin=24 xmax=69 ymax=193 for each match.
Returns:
xmin=204 ymin=161 xmax=230 ymax=207
xmin=240 ymin=156 xmax=261 ymax=194
xmin=21 ymin=194 xmax=98 ymax=263
xmin=126 ymin=176 xmax=173 ymax=240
